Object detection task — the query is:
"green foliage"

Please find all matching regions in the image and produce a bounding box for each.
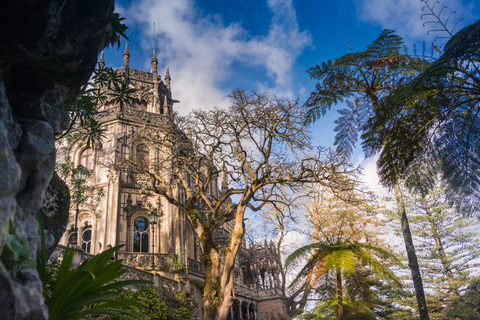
[286,242,400,288]
[444,278,480,319]
[168,252,186,272]
[109,288,193,320]
[383,20,480,197]
[109,13,130,50]
[56,156,104,211]
[170,291,195,320]
[286,241,401,320]
[44,261,61,300]
[386,183,480,298]
[304,28,428,167]
[46,245,151,320]
[58,63,136,148]
[0,219,36,278]
[110,287,169,320]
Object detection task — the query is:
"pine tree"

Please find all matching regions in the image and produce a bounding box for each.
[304,29,431,319]
[387,182,480,319]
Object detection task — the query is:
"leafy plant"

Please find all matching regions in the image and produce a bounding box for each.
[109,13,129,49]
[46,244,151,320]
[286,242,401,320]
[110,286,169,320]
[57,64,136,149]
[0,219,36,277]
[168,252,186,273]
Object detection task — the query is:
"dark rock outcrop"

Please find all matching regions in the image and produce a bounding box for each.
[0,0,114,318]
[40,172,71,259]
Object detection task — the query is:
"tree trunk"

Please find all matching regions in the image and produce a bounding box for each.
[199,202,248,320]
[394,184,430,320]
[202,246,222,320]
[336,267,343,320]
[422,197,459,296]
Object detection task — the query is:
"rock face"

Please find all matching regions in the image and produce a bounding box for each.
[0,1,114,318]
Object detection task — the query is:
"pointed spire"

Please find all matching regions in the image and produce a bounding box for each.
[123,43,130,69]
[163,94,169,115]
[151,50,158,77]
[98,51,105,69]
[221,161,228,191]
[165,68,171,90]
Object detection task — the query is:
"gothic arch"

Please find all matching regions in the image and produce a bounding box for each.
[131,139,152,172]
[128,210,151,253]
[63,211,97,254]
[71,144,95,170]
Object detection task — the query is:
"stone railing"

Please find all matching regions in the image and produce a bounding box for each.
[49,246,181,294]
[118,252,205,277]
[117,252,173,270]
[187,258,204,277]
[234,284,282,300]
[257,287,282,298]
[96,105,169,125]
[234,284,258,298]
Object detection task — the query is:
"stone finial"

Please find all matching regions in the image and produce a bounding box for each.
[221,161,228,191]
[123,43,130,69]
[163,94,169,114]
[98,51,105,69]
[151,50,158,76]
[165,68,171,90]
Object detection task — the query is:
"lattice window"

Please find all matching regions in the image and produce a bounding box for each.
[81,224,92,253]
[133,217,149,252]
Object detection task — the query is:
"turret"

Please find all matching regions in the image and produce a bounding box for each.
[165,68,171,91]
[221,161,228,192]
[123,44,130,77]
[151,50,158,77]
[98,51,105,69]
[163,95,169,115]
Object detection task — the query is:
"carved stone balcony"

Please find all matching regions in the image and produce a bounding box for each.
[117,252,205,277]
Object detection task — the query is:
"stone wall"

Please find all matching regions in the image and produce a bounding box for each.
[256,298,288,320]
[0,1,114,319]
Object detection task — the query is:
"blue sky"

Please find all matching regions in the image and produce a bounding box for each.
[104,0,479,193]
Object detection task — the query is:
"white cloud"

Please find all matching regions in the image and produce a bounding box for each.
[354,0,476,43]
[355,154,390,197]
[122,0,311,114]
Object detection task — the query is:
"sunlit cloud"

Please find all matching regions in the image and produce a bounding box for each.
[355,154,390,198]
[120,0,311,114]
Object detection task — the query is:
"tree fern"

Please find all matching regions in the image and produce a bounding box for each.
[386,20,480,201]
[304,29,432,319]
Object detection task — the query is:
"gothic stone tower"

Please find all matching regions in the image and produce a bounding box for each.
[58,45,286,320]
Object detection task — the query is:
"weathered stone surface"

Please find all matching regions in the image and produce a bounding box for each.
[0,0,115,319]
[40,172,70,259]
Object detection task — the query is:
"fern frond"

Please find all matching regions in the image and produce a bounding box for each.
[334,98,372,157]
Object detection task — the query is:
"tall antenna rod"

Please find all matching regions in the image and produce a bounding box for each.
[153,22,156,52]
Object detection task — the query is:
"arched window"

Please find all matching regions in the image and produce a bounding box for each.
[133,217,149,252]
[68,226,76,244]
[80,148,93,169]
[81,224,92,253]
[136,144,149,171]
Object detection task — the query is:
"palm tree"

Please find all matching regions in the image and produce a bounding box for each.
[286,242,401,320]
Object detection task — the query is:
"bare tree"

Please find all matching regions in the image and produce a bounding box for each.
[116,89,354,320]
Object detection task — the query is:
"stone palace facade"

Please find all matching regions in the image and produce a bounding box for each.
[56,45,287,319]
